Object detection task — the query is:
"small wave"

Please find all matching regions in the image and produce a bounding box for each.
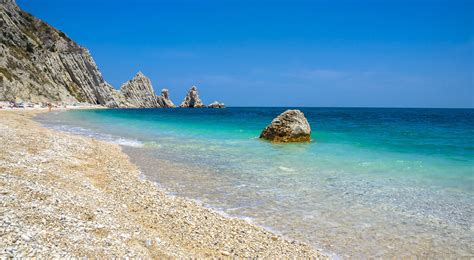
[112,138,144,148]
[278,166,296,172]
[45,124,144,148]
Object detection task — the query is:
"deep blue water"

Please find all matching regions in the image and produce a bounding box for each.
[36,107,474,258]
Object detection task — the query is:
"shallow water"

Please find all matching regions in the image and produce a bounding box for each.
[36,107,474,258]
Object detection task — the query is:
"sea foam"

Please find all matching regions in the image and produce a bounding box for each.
[46,124,144,148]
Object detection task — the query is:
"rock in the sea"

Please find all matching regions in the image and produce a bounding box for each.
[207,101,225,108]
[119,72,161,108]
[259,110,311,143]
[156,88,175,108]
[179,86,205,108]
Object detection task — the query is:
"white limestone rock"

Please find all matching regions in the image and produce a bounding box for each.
[119,72,160,108]
[207,101,225,108]
[157,88,175,108]
[179,86,205,108]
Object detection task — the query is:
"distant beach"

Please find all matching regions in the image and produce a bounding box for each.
[0,109,323,258]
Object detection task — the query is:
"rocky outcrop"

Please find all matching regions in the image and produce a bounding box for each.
[208,101,225,108]
[156,88,175,108]
[259,110,311,143]
[0,1,222,109]
[119,72,159,108]
[0,0,123,106]
[96,82,130,108]
[180,86,205,108]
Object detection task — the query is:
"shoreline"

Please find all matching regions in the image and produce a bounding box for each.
[0,109,326,258]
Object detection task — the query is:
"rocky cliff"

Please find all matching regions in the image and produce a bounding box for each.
[0,0,221,109]
[0,0,124,106]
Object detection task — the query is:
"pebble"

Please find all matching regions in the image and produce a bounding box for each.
[145,239,153,247]
[21,234,31,242]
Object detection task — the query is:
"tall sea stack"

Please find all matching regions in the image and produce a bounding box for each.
[157,88,175,108]
[180,86,205,108]
[119,72,160,108]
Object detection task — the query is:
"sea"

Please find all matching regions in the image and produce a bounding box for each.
[35,107,474,258]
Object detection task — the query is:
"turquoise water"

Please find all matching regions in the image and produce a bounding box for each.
[36,108,474,258]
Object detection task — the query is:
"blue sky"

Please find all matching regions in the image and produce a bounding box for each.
[18,0,473,107]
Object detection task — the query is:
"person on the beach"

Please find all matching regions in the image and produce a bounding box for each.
[47,102,52,112]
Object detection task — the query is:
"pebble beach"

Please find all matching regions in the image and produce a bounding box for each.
[0,109,325,258]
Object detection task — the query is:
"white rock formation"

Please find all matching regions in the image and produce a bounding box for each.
[207,101,225,108]
[119,72,160,108]
[157,88,175,108]
[179,86,205,108]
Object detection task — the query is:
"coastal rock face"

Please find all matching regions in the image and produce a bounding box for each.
[156,88,175,108]
[97,82,129,108]
[259,110,311,143]
[0,0,123,106]
[180,86,205,108]
[0,0,222,109]
[119,72,159,108]
[208,101,225,108]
